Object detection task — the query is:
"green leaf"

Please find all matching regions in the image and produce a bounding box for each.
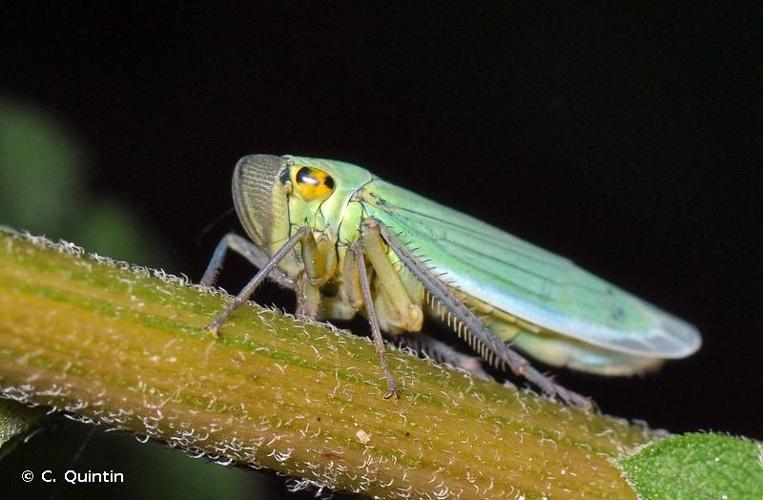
[619,432,763,500]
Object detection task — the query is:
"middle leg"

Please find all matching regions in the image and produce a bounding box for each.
[349,242,398,398]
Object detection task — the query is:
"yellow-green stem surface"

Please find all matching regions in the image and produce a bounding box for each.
[0,229,659,498]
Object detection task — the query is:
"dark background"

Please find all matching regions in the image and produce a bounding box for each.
[1,3,760,498]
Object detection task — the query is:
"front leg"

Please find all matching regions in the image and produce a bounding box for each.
[295,272,321,318]
[296,230,337,319]
[205,227,310,337]
[201,232,294,289]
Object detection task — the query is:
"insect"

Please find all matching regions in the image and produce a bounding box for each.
[202,154,701,408]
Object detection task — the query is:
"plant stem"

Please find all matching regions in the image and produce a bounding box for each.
[0,228,658,498]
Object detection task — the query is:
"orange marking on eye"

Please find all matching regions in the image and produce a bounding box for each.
[293,166,335,200]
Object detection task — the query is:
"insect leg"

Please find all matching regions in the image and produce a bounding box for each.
[360,222,423,332]
[295,272,321,318]
[299,231,337,286]
[205,226,310,338]
[395,333,489,379]
[340,242,364,309]
[350,242,398,399]
[369,219,592,409]
[296,231,338,318]
[200,232,294,289]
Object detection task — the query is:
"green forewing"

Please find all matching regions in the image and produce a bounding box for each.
[361,178,700,358]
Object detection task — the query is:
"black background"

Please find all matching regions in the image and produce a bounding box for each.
[1,2,760,495]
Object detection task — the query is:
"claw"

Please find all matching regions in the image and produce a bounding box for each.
[554,383,594,411]
[204,321,222,339]
[383,385,399,400]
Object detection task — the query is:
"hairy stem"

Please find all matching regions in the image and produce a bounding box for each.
[0,228,658,498]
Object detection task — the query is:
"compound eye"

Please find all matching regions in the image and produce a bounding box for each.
[292,166,335,201]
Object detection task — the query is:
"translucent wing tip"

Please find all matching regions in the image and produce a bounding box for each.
[652,310,702,359]
[602,302,702,359]
[547,303,703,360]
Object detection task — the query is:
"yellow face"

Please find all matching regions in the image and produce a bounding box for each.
[284,165,336,202]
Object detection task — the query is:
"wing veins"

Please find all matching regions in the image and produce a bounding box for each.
[384,214,554,302]
[390,206,618,299]
[391,203,571,269]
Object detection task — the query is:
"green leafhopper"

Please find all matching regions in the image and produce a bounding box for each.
[202,154,701,407]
